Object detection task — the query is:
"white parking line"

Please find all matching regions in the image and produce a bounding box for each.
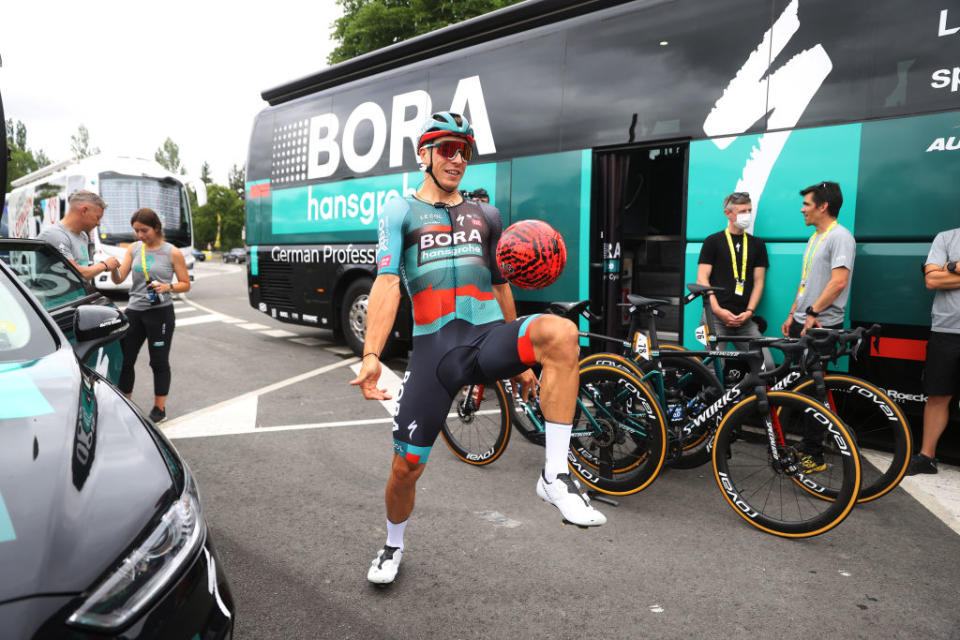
[325,346,354,355]
[177,313,233,327]
[261,329,297,338]
[173,304,197,315]
[238,323,270,331]
[162,357,359,439]
[863,451,960,536]
[289,337,329,347]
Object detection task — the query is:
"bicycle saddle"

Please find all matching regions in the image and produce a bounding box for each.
[547,300,591,320]
[686,283,726,296]
[626,293,670,310]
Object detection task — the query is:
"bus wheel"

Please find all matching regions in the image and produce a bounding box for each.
[341,278,372,356]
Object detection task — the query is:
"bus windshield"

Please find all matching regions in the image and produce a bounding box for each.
[98,172,193,247]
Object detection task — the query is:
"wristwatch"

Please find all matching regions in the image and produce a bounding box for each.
[805,305,820,318]
[948,261,957,273]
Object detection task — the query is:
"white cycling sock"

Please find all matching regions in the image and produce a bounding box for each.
[544,421,573,482]
[386,519,407,550]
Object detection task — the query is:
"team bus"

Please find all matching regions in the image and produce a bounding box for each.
[245,0,960,447]
[3,154,202,291]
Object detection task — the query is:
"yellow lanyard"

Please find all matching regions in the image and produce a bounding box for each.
[140,242,151,284]
[724,229,748,284]
[800,220,837,293]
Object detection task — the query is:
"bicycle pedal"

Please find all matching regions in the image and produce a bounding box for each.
[587,491,620,507]
[561,519,590,530]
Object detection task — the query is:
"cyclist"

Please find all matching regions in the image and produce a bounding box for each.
[350,111,606,585]
[696,191,773,373]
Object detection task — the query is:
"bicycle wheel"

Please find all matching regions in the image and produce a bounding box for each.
[632,355,722,469]
[567,365,668,495]
[440,381,511,466]
[792,375,912,503]
[712,391,861,538]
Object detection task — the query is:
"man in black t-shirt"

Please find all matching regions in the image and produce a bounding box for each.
[696,192,773,370]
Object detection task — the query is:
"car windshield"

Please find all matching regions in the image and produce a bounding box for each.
[0,268,58,363]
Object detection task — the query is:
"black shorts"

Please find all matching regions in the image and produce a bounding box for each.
[392,316,540,464]
[923,331,960,396]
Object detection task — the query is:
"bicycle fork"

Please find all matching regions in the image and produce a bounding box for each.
[758,391,790,469]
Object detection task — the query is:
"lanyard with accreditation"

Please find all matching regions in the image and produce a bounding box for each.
[140,242,162,303]
[799,220,838,294]
[724,229,748,296]
[140,242,151,285]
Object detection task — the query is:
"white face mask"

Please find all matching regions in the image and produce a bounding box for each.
[734,213,752,230]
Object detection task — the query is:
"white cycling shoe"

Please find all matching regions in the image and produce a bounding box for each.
[367,545,403,584]
[536,471,607,527]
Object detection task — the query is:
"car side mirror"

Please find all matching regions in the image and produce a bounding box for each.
[73,305,128,363]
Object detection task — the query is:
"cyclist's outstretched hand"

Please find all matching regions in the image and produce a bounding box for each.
[350,358,393,400]
[512,368,539,403]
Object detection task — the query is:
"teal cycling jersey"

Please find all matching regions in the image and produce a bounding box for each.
[376,196,507,336]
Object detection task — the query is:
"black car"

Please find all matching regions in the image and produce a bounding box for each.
[223,248,246,264]
[0,244,235,637]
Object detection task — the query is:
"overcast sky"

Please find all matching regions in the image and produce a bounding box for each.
[3,1,343,185]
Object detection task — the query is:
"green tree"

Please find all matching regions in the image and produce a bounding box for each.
[154,137,187,175]
[328,0,522,64]
[192,184,245,251]
[5,119,52,193]
[70,124,100,160]
[228,163,246,200]
[200,161,212,184]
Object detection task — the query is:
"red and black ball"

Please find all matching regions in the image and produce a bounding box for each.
[496,220,567,290]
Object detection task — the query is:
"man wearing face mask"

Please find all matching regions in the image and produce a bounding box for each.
[696,191,773,370]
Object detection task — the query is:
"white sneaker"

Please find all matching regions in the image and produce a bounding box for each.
[367,545,403,584]
[536,471,607,527]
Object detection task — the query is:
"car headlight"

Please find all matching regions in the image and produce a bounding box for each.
[67,466,206,630]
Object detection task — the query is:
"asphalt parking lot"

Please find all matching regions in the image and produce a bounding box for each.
[119,262,960,639]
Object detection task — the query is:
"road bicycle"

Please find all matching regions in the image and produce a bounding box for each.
[441,365,669,496]
[521,288,863,537]
[571,284,911,502]
[443,291,863,536]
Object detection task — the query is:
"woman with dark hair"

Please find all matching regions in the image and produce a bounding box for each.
[111,208,190,422]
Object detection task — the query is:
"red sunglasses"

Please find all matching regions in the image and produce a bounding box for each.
[422,139,473,162]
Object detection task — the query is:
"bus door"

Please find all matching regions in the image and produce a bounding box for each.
[594,142,687,345]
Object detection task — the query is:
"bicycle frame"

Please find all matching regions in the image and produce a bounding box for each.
[510,380,654,443]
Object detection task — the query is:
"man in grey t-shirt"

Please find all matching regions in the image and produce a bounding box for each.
[907,227,960,475]
[781,181,855,338]
[38,190,119,281]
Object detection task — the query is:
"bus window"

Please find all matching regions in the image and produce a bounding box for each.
[98,174,192,247]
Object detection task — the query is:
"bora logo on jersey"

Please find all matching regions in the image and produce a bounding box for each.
[418,228,483,265]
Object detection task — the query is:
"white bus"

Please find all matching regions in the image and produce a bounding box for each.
[2,154,205,291]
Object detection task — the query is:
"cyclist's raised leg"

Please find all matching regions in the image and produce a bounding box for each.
[475,314,606,526]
